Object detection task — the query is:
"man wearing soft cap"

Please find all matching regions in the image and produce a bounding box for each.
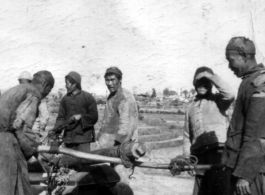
[52,71,98,153]
[223,37,265,195]
[97,67,138,184]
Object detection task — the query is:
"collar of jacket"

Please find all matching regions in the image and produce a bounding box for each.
[241,64,265,79]
[67,89,81,97]
[108,86,122,100]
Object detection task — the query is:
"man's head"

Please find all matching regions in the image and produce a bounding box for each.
[65,71,81,94]
[32,71,54,99]
[18,71,32,84]
[104,67,122,93]
[193,67,213,97]
[226,37,256,78]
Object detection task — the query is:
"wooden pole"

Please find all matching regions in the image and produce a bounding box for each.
[37,146,220,171]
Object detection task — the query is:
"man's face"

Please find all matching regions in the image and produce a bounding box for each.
[65,79,76,94]
[226,50,248,78]
[105,74,121,93]
[42,84,52,98]
[195,78,211,96]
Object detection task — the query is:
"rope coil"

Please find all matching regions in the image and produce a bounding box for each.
[169,155,198,176]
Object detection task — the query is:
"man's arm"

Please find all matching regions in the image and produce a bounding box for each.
[183,105,192,157]
[115,99,138,144]
[54,97,67,132]
[79,93,98,129]
[195,72,235,110]
[232,92,265,182]
[14,93,41,156]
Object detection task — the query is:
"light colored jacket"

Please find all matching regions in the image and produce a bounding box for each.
[183,74,235,156]
[97,87,138,148]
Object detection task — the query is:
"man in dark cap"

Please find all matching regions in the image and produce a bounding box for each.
[51,71,98,153]
[180,66,234,195]
[0,70,54,195]
[222,37,265,195]
[96,67,138,184]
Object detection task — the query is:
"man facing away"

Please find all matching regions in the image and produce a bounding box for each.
[0,70,54,195]
[96,67,138,184]
[183,66,235,195]
[18,71,50,138]
[52,71,98,153]
[222,37,265,195]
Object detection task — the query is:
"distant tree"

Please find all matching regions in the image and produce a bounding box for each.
[151,88,156,98]
[182,90,189,98]
[190,88,196,95]
[163,88,169,96]
[168,90,177,96]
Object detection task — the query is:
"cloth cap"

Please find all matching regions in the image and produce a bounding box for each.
[18,71,32,81]
[193,66,214,86]
[34,70,55,87]
[104,67,123,78]
[226,37,256,54]
[66,71,81,84]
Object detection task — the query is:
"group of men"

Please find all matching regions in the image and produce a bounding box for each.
[184,36,265,195]
[0,67,138,195]
[0,36,265,195]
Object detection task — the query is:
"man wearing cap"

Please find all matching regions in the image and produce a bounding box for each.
[96,67,138,184]
[222,37,265,195]
[180,66,234,195]
[18,71,33,84]
[0,71,54,195]
[18,71,50,138]
[52,71,98,153]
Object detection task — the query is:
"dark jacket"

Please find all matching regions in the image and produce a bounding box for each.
[222,64,265,182]
[54,90,98,144]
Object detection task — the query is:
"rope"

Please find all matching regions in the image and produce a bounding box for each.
[117,142,135,169]
[169,155,198,176]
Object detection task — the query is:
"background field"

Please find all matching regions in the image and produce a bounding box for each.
[43,98,194,195]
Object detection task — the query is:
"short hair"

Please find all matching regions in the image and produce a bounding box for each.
[226,37,256,60]
[65,75,82,90]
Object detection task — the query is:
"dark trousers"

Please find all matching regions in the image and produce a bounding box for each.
[193,168,232,195]
[65,142,91,153]
[193,147,232,195]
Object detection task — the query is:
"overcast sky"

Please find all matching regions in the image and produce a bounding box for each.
[0,0,265,95]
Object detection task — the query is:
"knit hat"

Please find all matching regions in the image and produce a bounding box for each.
[193,66,214,86]
[18,71,32,81]
[104,67,123,78]
[66,71,81,84]
[226,37,256,54]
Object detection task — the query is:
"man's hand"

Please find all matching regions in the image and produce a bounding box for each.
[13,118,24,130]
[236,178,251,195]
[195,71,214,81]
[70,114,82,122]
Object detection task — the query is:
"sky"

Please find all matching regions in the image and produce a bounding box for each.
[0,0,265,96]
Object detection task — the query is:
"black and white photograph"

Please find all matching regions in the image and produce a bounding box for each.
[0,0,265,195]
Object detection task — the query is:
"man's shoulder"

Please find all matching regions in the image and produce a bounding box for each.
[119,88,135,101]
[5,84,40,97]
[252,70,265,88]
